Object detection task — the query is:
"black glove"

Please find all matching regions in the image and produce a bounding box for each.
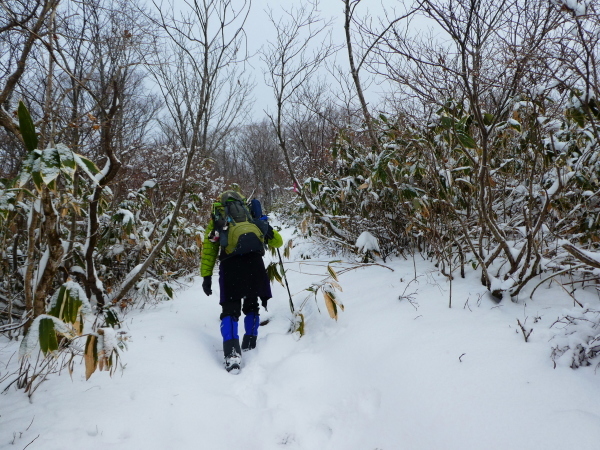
[265,224,275,241]
[202,276,212,296]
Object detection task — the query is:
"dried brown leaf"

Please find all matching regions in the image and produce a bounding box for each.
[84,335,98,380]
[323,290,338,320]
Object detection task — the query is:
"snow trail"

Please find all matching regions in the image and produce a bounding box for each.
[2,229,600,449]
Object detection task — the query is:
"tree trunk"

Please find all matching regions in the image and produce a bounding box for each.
[33,187,64,320]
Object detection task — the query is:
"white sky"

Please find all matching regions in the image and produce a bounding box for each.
[242,0,393,117]
[165,0,412,119]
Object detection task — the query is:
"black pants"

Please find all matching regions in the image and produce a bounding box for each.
[218,253,271,321]
[220,296,260,321]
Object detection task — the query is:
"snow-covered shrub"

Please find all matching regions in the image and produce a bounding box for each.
[294,0,600,302]
[290,83,599,303]
[0,104,217,394]
[294,116,416,261]
[95,178,206,300]
[355,231,381,262]
[551,309,600,369]
[17,281,126,395]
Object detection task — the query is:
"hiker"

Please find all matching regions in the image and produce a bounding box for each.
[200,190,283,373]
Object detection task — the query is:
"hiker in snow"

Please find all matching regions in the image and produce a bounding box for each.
[200,190,283,373]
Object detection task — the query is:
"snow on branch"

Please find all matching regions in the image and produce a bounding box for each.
[563,244,600,270]
[355,231,380,254]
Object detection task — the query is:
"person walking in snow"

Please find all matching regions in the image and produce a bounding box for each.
[200,190,283,373]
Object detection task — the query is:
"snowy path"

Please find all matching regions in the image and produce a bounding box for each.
[3,236,600,449]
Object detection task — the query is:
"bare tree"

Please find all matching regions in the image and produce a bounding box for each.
[43,0,160,307]
[110,0,253,304]
[341,0,414,150]
[261,0,345,238]
[0,0,59,145]
[363,0,580,297]
[235,119,285,208]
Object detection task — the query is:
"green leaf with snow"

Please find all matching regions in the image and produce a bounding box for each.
[402,186,418,199]
[56,144,76,182]
[21,150,44,190]
[104,309,120,328]
[73,153,101,182]
[31,170,43,191]
[567,107,585,128]
[22,146,78,190]
[440,117,454,129]
[0,187,22,218]
[508,119,521,132]
[39,318,58,355]
[456,131,476,149]
[113,209,135,233]
[163,282,174,299]
[48,282,91,331]
[40,148,62,186]
[306,178,322,195]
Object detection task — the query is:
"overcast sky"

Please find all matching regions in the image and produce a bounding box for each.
[242,0,392,117]
[166,0,405,119]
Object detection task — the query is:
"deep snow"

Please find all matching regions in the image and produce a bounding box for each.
[2,225,600,450]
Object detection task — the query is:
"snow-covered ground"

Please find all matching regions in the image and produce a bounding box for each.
[2,225,600,450]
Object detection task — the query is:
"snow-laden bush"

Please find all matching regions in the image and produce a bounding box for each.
[16,281,127,396]
[551,308,600,370]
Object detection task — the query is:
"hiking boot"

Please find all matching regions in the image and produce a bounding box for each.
[242,313,259,351]
[225,354,241,374]
[241,334,257,351]
[223,338,241,374]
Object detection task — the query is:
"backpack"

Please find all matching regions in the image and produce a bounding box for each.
[248,197,272,240]
[249,198,267,221]
[211,191,268,257]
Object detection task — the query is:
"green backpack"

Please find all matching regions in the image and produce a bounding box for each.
[212,191,266,257]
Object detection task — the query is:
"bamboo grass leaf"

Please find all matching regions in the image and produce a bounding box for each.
[39,318,58,355]
[85,335,98,380]
[327,264,339,282]
[17,101,38,152]
[323,289,338,320]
